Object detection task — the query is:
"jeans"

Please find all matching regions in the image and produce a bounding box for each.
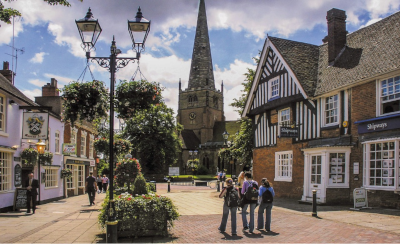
[242,203,256,232]
[219,203,237,234]
[257,202,273,230]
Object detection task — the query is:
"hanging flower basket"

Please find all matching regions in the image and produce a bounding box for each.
[39,151,53,165]
[61,80,109,126]
[61,168,73,179]
[114,139,132,156]
[94,137,109,155]
[20,148,38,166]
[115,80,163,119]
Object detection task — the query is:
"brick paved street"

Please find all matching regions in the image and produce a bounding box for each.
[1,182,400,243]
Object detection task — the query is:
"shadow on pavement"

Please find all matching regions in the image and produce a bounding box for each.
[221,232,243,240]
[260,230,279,236]
[243,232,263,238]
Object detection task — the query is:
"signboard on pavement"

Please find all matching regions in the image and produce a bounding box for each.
[169,167,180,176]
[350,188,372,210]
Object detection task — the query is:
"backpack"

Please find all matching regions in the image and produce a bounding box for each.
[244,181,259,201]
[262,188,274,203]
[226,188,239,207]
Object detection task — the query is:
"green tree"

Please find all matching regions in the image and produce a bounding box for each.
[123,103,182,174]
[0,0,80,25]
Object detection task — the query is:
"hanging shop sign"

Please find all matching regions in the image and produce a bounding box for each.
[66,159,90,165]
[90,160,96,167]
[280,127,299,137]
[62,143,76,155]
[22,112,49,139]
[357,116,400,134]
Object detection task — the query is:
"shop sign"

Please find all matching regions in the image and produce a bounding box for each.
[66,159,90,165]
[14,164,22,187]
[62,143,76,155]
[90,160,95,167]
[22,112,49,139]
[280,127,299,137]
[358,116,400,134]
[350,188,371,210]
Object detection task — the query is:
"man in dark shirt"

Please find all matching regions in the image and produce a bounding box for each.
[85,172,97,206]
[25,172,39,214]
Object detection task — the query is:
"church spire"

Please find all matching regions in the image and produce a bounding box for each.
[188,0,215,90]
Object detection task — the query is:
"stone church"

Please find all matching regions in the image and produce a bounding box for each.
[176,0,241,175]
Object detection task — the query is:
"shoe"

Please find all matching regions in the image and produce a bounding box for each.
[243,226,249,230]
[249,231,253,234]
[256,227,263,230]
[26,211,31,214]
[232,233,237,236]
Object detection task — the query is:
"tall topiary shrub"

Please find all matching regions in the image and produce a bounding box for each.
[115,158,141,193]
[132,173,148,195]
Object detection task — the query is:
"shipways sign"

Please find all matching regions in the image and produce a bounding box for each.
[280,127,299,137]
[357,116,400,134]
[22,112,49,139]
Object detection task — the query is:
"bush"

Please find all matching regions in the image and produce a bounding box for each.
[132,173,148,195]
[196,165,209,175]
[98,193,179,237]
[147,182,156,192]
[115,158,141,192]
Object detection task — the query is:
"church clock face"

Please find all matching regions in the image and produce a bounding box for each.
[189,112,196,120]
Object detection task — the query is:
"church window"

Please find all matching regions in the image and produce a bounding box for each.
[188,95,198,107]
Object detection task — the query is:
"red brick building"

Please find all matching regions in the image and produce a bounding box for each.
[243,8,400,208]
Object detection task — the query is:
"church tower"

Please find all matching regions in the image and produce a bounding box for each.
[177,0,224,145]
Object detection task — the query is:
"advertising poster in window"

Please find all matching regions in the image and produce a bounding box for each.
[62,143,76,156]
[22,113,49,139]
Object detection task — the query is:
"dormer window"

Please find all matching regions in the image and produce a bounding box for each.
[269,77,279,100]
[379,76,400,115]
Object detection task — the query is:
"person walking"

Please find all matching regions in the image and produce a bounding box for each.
[25,172,39,214]
[218,178,239,236]
[85,172,97,206]
[241,173,258,233]
[102,174,109,193]
[96,175,102,194]
[237,171,245,211]
[257,178,275,232]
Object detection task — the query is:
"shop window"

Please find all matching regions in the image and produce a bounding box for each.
[78,165,84,187]
[274,151,293,182]
[66,165,74,189]
[0,95,5,132]
[0,151,12,191]
[328,153,347,186]
[45,168,58,188]
[365,141,397,189]
[379,76,400,115]
[55,131,60,154]
[322,94,339,126]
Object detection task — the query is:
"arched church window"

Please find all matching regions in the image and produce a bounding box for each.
[206,157,209,170]
[188,95,193,107]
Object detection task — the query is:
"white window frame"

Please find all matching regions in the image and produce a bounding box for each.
[269,77,279,99]
[327,152,350,188]
[80,130,87,158]
[0,151,12,191]
[89,134,94,159]
[78,165,85,187]
[45,167,58,188]
[66,164,74,189]
[363,139,400,191]
[278,108,290,136]
[274,151,293,182]
[71,127,78,156]
[0,94,5,134]
[55,131,60,154]
[322,93,340,127]
[377,75,400,116]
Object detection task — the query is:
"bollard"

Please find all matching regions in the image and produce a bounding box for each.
[168,180,170,193]
[312,189,317,217]
[217,180,220,192]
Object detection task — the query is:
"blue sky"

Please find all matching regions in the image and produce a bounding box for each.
[1,0,400,121]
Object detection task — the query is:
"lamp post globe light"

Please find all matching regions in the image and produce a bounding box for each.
[35,139,46,203]
[75,7,151,243]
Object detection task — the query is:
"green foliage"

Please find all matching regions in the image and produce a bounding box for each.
[123,103,182,174]
[97,159,109,176]
[115,158,141,192]
[147,182,156,192]
[20,148,38,166]
[98,192,179,237]
[94,137,108,155]
[40,151,53,164]
[132,173,148,196]
[113,138,132,156]
[196,165,209,175]
[115,80,163,119]
[61,80,109,127]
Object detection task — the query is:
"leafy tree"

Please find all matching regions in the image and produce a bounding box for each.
[123,103,182,174]
[1,0,81,25]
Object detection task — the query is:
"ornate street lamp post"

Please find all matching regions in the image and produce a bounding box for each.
[35,139,46,203]
[75,7,150,243]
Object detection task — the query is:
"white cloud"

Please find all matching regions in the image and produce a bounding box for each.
[29,52,48,64]
[28,79,46,87]
[20,88,42,101]
[43,73,75,85]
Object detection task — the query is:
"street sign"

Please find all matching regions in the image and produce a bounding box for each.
[169,167,179,176]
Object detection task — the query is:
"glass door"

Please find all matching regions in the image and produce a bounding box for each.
[309,155,322,197]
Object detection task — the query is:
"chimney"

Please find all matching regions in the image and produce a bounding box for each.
[0,61,14,83]
[42,78,59,96]
[326,8,347,63]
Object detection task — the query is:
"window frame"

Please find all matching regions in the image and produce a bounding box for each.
[274,150,293,182]
[377,75,400,116]
[66,164,74,189]
[80,130,87,158]
[89,134,94,159]
[0,94,5,134]
[363,139,399,191]
[327,151,350,188]
[44,167,58,188]
[78,165,84,187]
[278,107,290,136]
[71,127,78,156]
[55,131,60,154]
[269,77,280,100]
[322,93,340,127]
[0,151,12,192]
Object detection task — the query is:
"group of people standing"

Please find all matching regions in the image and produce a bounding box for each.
[95,174,109,194]
[218,171,275,236]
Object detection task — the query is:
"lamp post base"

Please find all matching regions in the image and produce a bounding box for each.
[106,220,118,243]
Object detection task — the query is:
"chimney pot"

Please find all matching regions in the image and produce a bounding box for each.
[3,61,9,70]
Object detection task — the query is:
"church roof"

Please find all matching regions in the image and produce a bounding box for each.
[212,121,242,142]
[181,129,201,150]
[187,0,215,90]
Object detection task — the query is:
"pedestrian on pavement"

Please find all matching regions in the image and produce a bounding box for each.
[218,171,223,181]
[257,178,275,231]
[25,172,39,214]
[241,173,258,233]
[85,172,97,206]
[237,171,245,211]
[96,175,102,194]
[218,178,239,236]
[102,174,109,193]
